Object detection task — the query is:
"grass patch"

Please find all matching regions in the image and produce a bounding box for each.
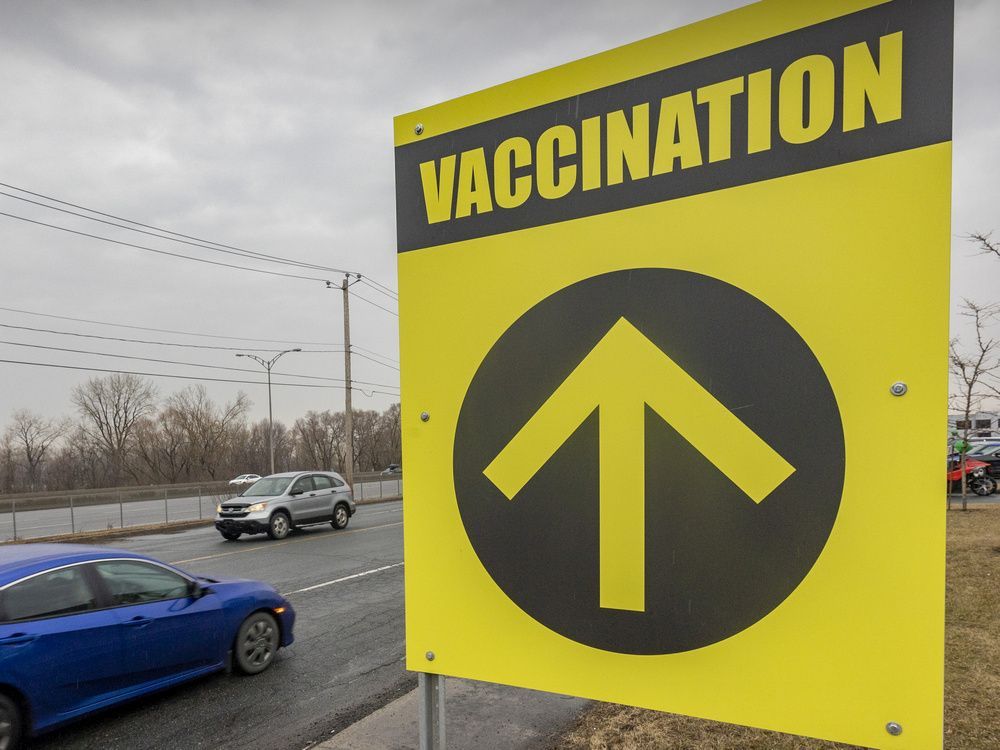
[553,507,1000,749]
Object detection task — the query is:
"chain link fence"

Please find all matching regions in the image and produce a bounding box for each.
[0,472,402,542]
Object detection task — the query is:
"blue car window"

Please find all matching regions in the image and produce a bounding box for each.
[1,565,97,622]
[94,561,189,606]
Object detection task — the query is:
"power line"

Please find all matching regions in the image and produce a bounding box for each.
[1,208,402,323]
[0,338,399,391]
[359,278,398,301]
[0,321,403,373]
[351,344,399,365]
[0,321,340,353]
[0,189,346,275]
[352,350,400,371]
[0,210,333,283]
[350,288,398,317]
[0,321,405,372]
[357,275,399,298]
[0,181,393,284]
[0,304,399,359]
[0,358,400,397]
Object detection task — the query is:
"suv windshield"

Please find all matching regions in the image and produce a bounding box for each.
[241,477,293,497]
[967,444,1000,456]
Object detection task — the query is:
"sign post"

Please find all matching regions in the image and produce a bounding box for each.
[396,1,953,747]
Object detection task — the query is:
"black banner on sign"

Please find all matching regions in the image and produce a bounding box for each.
[395,0,953,254]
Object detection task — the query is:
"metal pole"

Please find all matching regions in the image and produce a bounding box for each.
[11,498,16,540]
[198,486,203,519]
[342,276,355,490]
[119,490,124,528]
[70,495,75,533]
[267,365,275,475]
[418,673,446,750]
[164,489,169,523]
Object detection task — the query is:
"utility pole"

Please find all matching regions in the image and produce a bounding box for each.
[342,275,355,489]
[236,349,301,475]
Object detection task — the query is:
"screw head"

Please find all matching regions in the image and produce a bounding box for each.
[889,382,908,397]
[425,651,435,661]
[414,123,424,135]
[420,411,430,422]
[885,722,902,736]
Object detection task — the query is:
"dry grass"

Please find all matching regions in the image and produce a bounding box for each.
[554,507,1000,749]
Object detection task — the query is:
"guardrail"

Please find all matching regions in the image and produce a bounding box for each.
[0,472,402,542]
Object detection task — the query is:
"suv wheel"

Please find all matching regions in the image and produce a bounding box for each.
[267,512,291,540]
[332,503,350,530]
[233,612,279,675]
[0,693,23,750]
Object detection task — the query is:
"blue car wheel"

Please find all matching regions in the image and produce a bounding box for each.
[0,694,22,750]
[234,612,279,675]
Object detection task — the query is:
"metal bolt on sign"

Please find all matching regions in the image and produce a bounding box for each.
[420,411,430,422]
[889,382,908,397]
[414,123,424,135]
[885,722,903,736]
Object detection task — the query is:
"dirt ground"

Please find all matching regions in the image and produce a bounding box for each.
[553,506,1000,749]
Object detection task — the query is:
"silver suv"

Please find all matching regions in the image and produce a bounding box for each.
[214,471,356,541]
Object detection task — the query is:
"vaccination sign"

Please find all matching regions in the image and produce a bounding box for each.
[395,0,953,747]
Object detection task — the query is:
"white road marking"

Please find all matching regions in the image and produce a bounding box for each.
[284,562,404,595]
[170,521,403,565]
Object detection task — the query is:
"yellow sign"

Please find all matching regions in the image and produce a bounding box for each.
[395,1,952,747]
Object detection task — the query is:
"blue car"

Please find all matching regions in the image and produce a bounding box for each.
[0,544,295,748]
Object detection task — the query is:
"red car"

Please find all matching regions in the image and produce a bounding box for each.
[947,457,995,495]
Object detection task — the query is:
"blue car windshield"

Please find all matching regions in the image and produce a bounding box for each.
[241,477,293,497]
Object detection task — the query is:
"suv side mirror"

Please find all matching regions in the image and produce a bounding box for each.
[289,488,303,496]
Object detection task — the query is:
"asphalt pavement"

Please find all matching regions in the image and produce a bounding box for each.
[25,500,411,750]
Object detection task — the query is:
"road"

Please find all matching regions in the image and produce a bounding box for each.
[1,478,402,541]
[25,500,409,750]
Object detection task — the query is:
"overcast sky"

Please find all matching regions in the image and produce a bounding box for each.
[0,0,996,427]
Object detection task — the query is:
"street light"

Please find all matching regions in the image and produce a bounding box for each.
[236,348,302,475]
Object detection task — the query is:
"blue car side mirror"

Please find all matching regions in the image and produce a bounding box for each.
[189,581,211,599]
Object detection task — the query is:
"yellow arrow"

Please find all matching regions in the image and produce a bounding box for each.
[483,318,795,612]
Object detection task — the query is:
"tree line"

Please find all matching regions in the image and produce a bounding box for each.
[0,373,401,494]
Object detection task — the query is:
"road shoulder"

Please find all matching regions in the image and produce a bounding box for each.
[317,676,588,750]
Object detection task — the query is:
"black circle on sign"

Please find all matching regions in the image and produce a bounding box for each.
[453,269,845,655]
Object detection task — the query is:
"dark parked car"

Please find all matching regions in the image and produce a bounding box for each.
[0,544,295,749]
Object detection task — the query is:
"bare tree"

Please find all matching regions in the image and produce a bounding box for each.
[949,300,1000,510]
[71,374,157,485]
[294,410,343,471]
[48,426,105,490]
[0,433,15,493]
[133,411,192,484]
[379,403,402,468]
[4,410,69,491]
[166,386,250,479]
[969,232,1000,261]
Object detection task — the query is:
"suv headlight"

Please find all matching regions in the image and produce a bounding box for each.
[247,502,268,513]
[216,504,223,514]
